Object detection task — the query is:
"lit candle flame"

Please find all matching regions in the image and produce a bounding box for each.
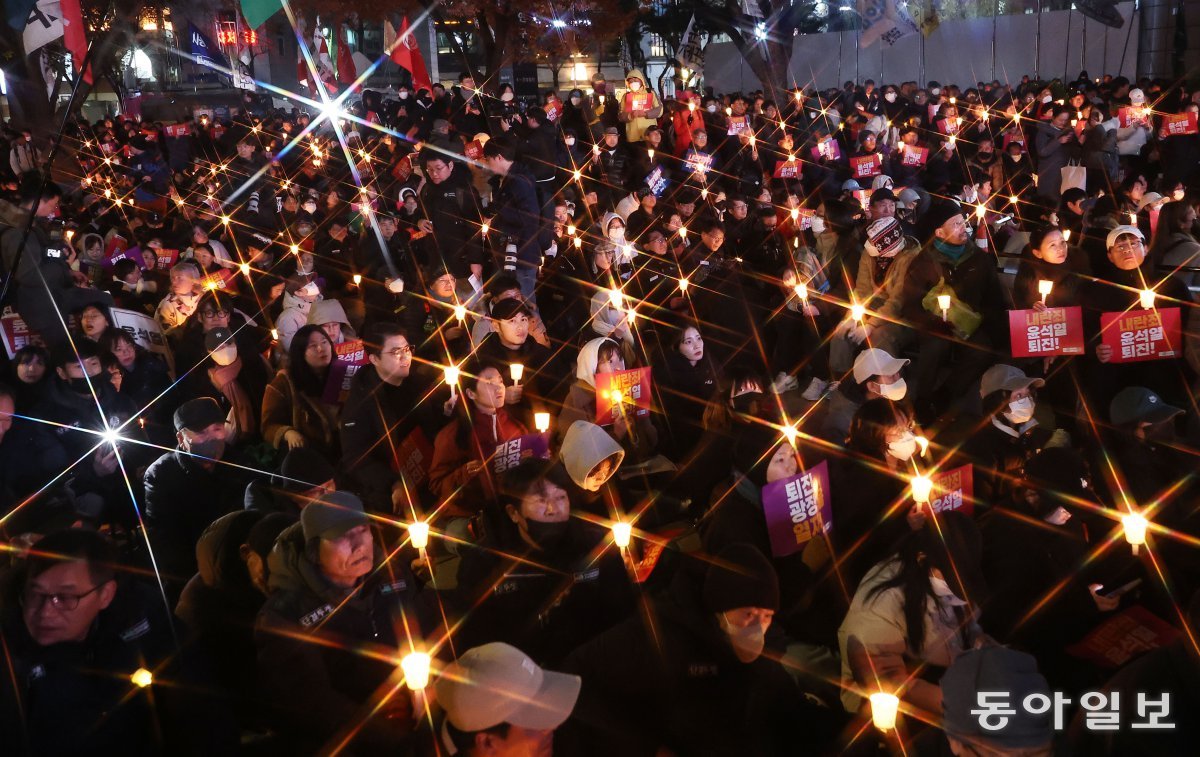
[534,412,551,433]
[608,288,624,309]
[1038,280,1053,304]
[612,521,632,549]
[400,651,431,690]
[914,436,929,457]
[850,303,865,322]
[911,474,933,504]
[131,668,153,688]
[794,282,808,301]
[453,304,467,322]
[678,277,689,293]
[509,363,524,384]
[1139,289,1156,310]
[869,692,900,731]
[353,274,362,286]
[1122,512,1148,555]
[408,521,430,550]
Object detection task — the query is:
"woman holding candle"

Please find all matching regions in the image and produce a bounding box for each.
[654,320,721,458]
[260,325,341,461]
[558,337,657,461]
[837,511,987,716]
[428,359,531,516]
[1012,226,1090,310]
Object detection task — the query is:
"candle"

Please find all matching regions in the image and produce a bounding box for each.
[400,651,432,690]
[408,520,430,551]
[794,91,802,102]
[444,366,460,398]
[790,207,800,222]
[648,148,655,162]
[453,304,467,323]
[353,274,362,286]
[574,236,583,249]
[937,294,951,321]
[794,282,808,302]
[509,363,524,385]
[573,169,583,182]
[869,692,900,731]
[612,521,632,549]
[689,101,696,111]
[701,187,709,200]
[1129,213,1138,225]
[1139,289,1156,310]
[1122,512,1148,555]
[679,226,688,242]
[725,106,732,116]
[130,668,154,688]
[608,288,624,309]
[975,204,986,220]
[914,436,930,457]
[239,262,250,276]
[138,417,146,430]
[1062,229,1071,242]
[1014,112,1022,123]
[598,95,606,106]
[270,328,279,341]
[534,412,551,433]
[850,303,865,323]
[220,215,230,225]
[567,224,577,236]
[781,424,799,446]
[1009,194,1019,205]
[947,135,957,148]
[1038,280,1053,304]
[949,96,957,105]
[911,474,933,504]
[678,277,689,293]
[481,221,490,235]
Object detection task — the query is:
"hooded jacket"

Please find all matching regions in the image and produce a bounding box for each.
[559,420,625,489]
[617,70,664,144]
[305,298,357,344]
[256,522,419,753]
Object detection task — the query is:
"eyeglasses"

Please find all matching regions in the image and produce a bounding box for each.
[1113,238,1144,250]
[200,309,230,319]
[384,346,414,359]
[22,583,104,612]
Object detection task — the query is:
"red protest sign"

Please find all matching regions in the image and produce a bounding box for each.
[201,268,238,292]
[929,465,975,517]
[392,427,434,486]
[491,434,551,474]
[1067,605,1181,669]
[726,115,749,136]
[623,91,650,113]
[773,159,801,179]
[1100,307,1182,363]
[938,117,961,135]
[1162,112,1199,136]
[762,461,832,558]
[850,154,882,179]
[164,124,190,138]
[595,367,652,424]
[322,339,369,404]
[1118,106,1149,128]
[1,307,43,359]
[811,138,842,161]
[104,234,128,261]
[391,155,413,182]
[544,99,562,122]
[852,190,871,211]
[1008,306,1086,358]
[1001,130,1025,151]
[900,145,928,167]
[155,249,180,270]
[632,524,688,584]
[464,140,483,160]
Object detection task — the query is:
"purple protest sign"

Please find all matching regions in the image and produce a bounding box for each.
[492,434,551,474]
[761,460,832,558]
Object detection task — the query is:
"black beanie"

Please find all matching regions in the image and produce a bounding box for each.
[733,424,786,488]
[277,447,336,491]
[919,200,966,241]
[703,543,780,614]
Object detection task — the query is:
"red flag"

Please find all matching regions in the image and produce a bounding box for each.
[61,0,91,84]
[392,16,431,93]
[337,24,357,85]
[297,47,310,89]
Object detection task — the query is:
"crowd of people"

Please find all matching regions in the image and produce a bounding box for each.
[0,65,1199,755]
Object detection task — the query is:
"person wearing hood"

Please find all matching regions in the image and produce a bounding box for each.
[557,419,628,521]
[428,358,531,516]
[616,69,664,146]
[276,276,323,351]
[175,510,295,724]
[256,491,423,753]
[560,543,835,756]
[306,297,357,346]
[1081,225,1198,412]
[261,324,341,460]
[145,398,263,591]
[838,511,987,717]
[937,648,1055,757]
[558,337,657,461]
[453,460,635,664]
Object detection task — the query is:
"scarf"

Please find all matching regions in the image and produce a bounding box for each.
[208,357,256,437]
[934,238,969,264]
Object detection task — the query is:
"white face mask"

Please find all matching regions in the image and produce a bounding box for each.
[398,91,409,100]
[888,430,918,461]
[930,575,968,606]
[501,92,514,102]
[1044,506,1072,526]
[608,228,625,243]
[931,88,941,96]
[565,138,576,147]
[570,96,581,106]
[707,104,718,113]
[1174,189,1186,201]
[1011,152,1024,162]
[211,345,238,366]
[628,80,643,92]
[875,377,907,401]
[810,217,826,234]
[1005,396,1036,424]
[718,612,765,663]
[302,201,317,214]
[1042,95,1052,104]
[885,92,897,103]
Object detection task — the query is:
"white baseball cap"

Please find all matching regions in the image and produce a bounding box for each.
[1129,88,1146,104]
[437,643,581,738]
[853,348,909,384]
[1105,225,1145,250]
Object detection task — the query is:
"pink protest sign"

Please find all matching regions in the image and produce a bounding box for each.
[762,461,832,558]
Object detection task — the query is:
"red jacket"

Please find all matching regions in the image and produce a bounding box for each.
[429,407,529,516]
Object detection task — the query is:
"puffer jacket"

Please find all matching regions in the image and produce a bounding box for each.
[617,69,665,143]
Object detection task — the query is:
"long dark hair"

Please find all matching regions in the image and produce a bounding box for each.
[287,325,334,398]
[848,398,913,459]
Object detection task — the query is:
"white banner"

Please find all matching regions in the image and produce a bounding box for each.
[23,0,63,53]
[110,306,174,373]
[859,0,920,47]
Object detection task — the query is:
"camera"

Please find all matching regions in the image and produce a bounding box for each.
[45,219,65,259]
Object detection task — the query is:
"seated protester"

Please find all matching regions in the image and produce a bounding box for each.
[175,511,295,727]
[155,259,203,330]
[19,341,146,522]
[625,187,659,241]
[256,491,422,753]
[938,648,1055,757]
[558,420,626,520]
[193,326,270,443]
[1151,199,1200,286]
[1082,224,1198,412]
[102,258,158,314]
[703,424,824,639]
[188,242,223,280]
[899,202,1013,416]
[339,322,443,514]
[587,275,636,347]
[558,337,657,461]
[821,348,910,444]
[960,364,1058,508]
[454,461,634,663]
[0,529,237,755]
[1012,225,1090,310]
[981,448,1118,683]
[829,217,922,377]
[6,343,49,413]
[561,543,835,756]
[172,289,268,382]
[469,274,552,350]
[261,324,341,461]
[244,447,337,514]
[306,296,357,346]
[73,301,112,343]
[838,511,986,717]
[428,359,531,518]
[404,262,474,365]
[145,398,261,590]
[276,276,322,351]
[435,643,581,757]
[654,320,720,459]
[475,298,558,424]
[98,327,172,435]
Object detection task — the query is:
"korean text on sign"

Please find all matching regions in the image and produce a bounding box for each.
[595,367,652,424]
[761,461,832,558]
[1008,306,1085,358]
[1099,308,1182,363]
[929,464,974,517]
